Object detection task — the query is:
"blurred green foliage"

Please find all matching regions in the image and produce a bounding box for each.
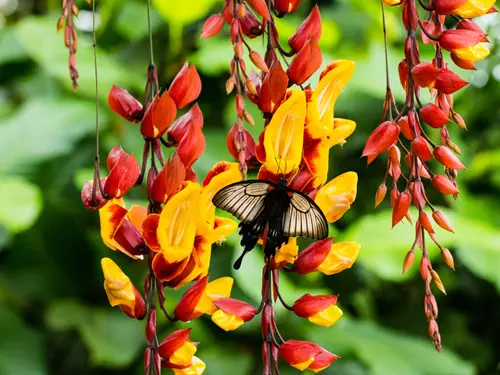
[0,0,499,374]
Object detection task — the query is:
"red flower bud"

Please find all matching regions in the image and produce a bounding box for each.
[288,5,322,52]
[398,59,409,89]
[398,116,419,140]
[108,85,143,123]
[286,40,322,85]
[103,149,140,198]
[249,50,269,72]
[411,62,440,88]
[174,276,208,322]
[440,29,486,51]
[419,211,435,233]
[292,294,338,318]
[411,137,433,162]
[258,62,288,113]
[240,12,264,38]
[403,250,415,274]
[246,0,271,20]
[201,13,225,39]
[81,178,107,210]
[226,123,257,167]
[362,121,400,163]
[431,175,459,194]
[432,210,454,232]
[420,103,450,128]
[392,190,411,227]
[141,91,177,139]
[151,153,186,204]
[375,184,387,207]
[457,19,487,39]
[451,53,477,70]
[168,62,202,109]
[434,69,468,94]
[167,104,205,169]
[294,238,333,274]
[433,146,466,170]
[274,0,301,13]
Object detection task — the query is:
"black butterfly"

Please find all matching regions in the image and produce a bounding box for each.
[212,178,328,269]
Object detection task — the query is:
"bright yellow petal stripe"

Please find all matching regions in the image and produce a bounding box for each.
[307,60,355,139]
[454,0,495,18]
[157,182,201,263]
[263,90,306,174]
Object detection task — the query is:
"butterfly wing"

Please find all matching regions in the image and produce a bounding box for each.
[212,180,272,224]
[282,190,328,240]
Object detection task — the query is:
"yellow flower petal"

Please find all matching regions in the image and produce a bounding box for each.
[329,118,356,147]
[454,0,495,17]
[454,43,490,63]
[195,277,234,315]
[274,238,299,264]
[101,257,135,307]
[210,216,238,245]
[307,60,355,139]
[170,341,197,367]
[201,162,241,231]
[173,356,206,375]
[157,182,201,263]
[263,90,306,174]
[211,309,244,331]
[308,305,343,327]
[317,242,360,275]
[311,365,330,373]
[292,358,315,371]
[315,172,358,223]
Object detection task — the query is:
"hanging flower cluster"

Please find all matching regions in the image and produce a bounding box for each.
[202,1,360,372]
[81,31,247,372]
[57,0,88,89]
[366,0,497,351]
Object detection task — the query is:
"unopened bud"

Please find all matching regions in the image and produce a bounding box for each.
[57,16,65,32]
[452,112,467,129]
[405,210,412,224]
[243,110,255,126]
[245,79,257,96]
[419,211,435,233]
[249,50,269,73]
[72,3,79,16]
[388,145,401,164]
[226,77,235,94]
[424,294,438,319]
[432,210,453,232]
[237,3,246,18]
[431,270,447,295]
[420,256,430,280]
[428,319,438,339]
[236,94,244,117]
[234,42,244,59]
[441,248,455,270]
[403,250,415,274]
[375,184,387,207]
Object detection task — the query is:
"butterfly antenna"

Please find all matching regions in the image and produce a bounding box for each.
[233,247,251,270]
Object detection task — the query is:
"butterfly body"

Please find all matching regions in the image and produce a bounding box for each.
[213,179,328,269]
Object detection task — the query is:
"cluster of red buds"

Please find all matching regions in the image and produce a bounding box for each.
[364,0,497,351]
[201,1,361,373]
[57,0,89,89]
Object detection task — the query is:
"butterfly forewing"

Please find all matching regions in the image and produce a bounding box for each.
[212,180,272,223]
[283,191,328,240]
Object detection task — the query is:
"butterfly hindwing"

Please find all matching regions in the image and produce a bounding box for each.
[212,180,272,224]
[282,190,328,240]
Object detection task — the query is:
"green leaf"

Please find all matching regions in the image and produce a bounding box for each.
[15,16,143,98]
[0,99,106,175]
[46,300,144,368]
[0,27,28,65]
[153,0,217,26]
[116,2,163,41]
[310,318,475,375]
[0,303,47,375]
[192,37,234,76]
[0,177,42,235]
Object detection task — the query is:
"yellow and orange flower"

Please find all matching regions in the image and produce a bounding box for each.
[141,162,241,289]
[101,257,146,319]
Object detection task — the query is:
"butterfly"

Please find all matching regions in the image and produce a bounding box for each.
[212,178,328,269]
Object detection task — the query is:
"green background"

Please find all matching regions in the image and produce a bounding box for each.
[0,0,499,374]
